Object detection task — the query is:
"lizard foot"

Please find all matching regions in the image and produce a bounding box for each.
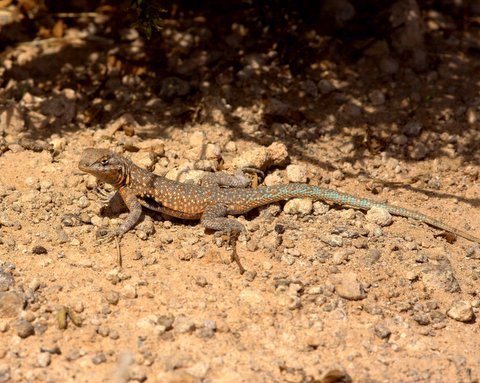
[95,227,123,267]
[95,227,119,243]
[240,167,265,179]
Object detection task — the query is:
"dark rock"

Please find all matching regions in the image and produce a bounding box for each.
[16,319,35,338]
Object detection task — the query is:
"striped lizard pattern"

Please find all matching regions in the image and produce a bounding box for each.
[79,148,480,273]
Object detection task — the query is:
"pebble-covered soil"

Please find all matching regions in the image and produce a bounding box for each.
[1,1,480,382]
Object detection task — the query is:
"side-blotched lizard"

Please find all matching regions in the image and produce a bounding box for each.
[79,148,480,273]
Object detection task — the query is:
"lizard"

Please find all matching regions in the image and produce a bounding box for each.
[78,147,480,273]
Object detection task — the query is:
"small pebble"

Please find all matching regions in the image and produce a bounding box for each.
[92,353,107,365]
[123,285,137,299]
[421,262,461,293]
[366,207,392,227]
[413,313,430,326]
[136,314,159,335]
[15,319,35,338]
[73,302,84,313]
[28,278,41,291]
[224,141,237,152]
[0,322,8,333]
[392,134,408,145]
[313,201,330,215]
[369,89,385,105]
[101,305,111,316]
[331,272,366,300]
[332,169,345,181]
[96,325,110,337]
[322,234,343,247]
[332,250,349,265]
[281,253,296,266]
[174,315,195,334]
[120,28,139,41]
[374,323,392,339]
[0,291,26,318]
[447,301,474,323]
[317,367,352,383]
[466,107,478,124]
[66,350,82,361]
[287,296,302,310]
[195,276,208,287]
[157,315,174,331]
[405,270,419,281]
[185,362,210,379]
[0,366,11,382]
[300,80,318,97]
[244,270,257,282]
[284,198,313,216]
[286,164,307,183]
[364,249,382,266]
[317,79,336,94]
[0,271,14,292]
[343,102,362,117]
[34,322,48,335]
[61,214,82,227]
[77,195,90,208]
[129,366,148,382]
[105,291,120,305]
[40,345,61,355]
[196,320,217,338]
[404,121,423,136]
[24,311,36,322]
[57,230,69,243]
[205,143,221,160]
[90,215,103,227]
[37,352,51,368]
[109,329,120,340]
[410,142,429,160]
[32,246,48,255]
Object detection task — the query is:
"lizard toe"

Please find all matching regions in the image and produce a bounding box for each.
[96,227,118,243]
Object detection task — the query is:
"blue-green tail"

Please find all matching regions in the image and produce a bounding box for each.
[231,183,480,244]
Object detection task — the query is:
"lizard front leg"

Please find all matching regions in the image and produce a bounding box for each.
[200,204,246,274]
[97,187,143,242]
[96,190,128,215]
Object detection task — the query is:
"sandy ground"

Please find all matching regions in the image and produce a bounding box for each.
[1,1,480,382]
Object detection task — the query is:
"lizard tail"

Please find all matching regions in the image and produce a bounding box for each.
[241,184,480,244]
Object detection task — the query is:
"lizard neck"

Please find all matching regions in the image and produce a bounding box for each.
[111,156,138,189]
[125,160,157,189]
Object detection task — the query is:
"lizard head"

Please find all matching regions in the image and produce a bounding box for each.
[78,148,128,187]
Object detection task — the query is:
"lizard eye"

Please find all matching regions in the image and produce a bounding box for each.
[100,158,109,166]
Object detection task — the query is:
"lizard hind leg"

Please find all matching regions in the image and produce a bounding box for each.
[200,204,246,274]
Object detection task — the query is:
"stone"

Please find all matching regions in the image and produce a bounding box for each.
[331,272,366,300]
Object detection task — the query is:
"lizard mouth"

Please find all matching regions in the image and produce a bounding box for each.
[78,163,91,173]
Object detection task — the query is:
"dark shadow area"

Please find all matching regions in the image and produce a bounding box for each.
[1,0,480,208]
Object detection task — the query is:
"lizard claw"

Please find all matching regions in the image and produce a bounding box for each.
[236,167,264,188]
[239,167,265,179]
[96,227,119,243]
[95,227,124,268]
[93,188,114,205]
